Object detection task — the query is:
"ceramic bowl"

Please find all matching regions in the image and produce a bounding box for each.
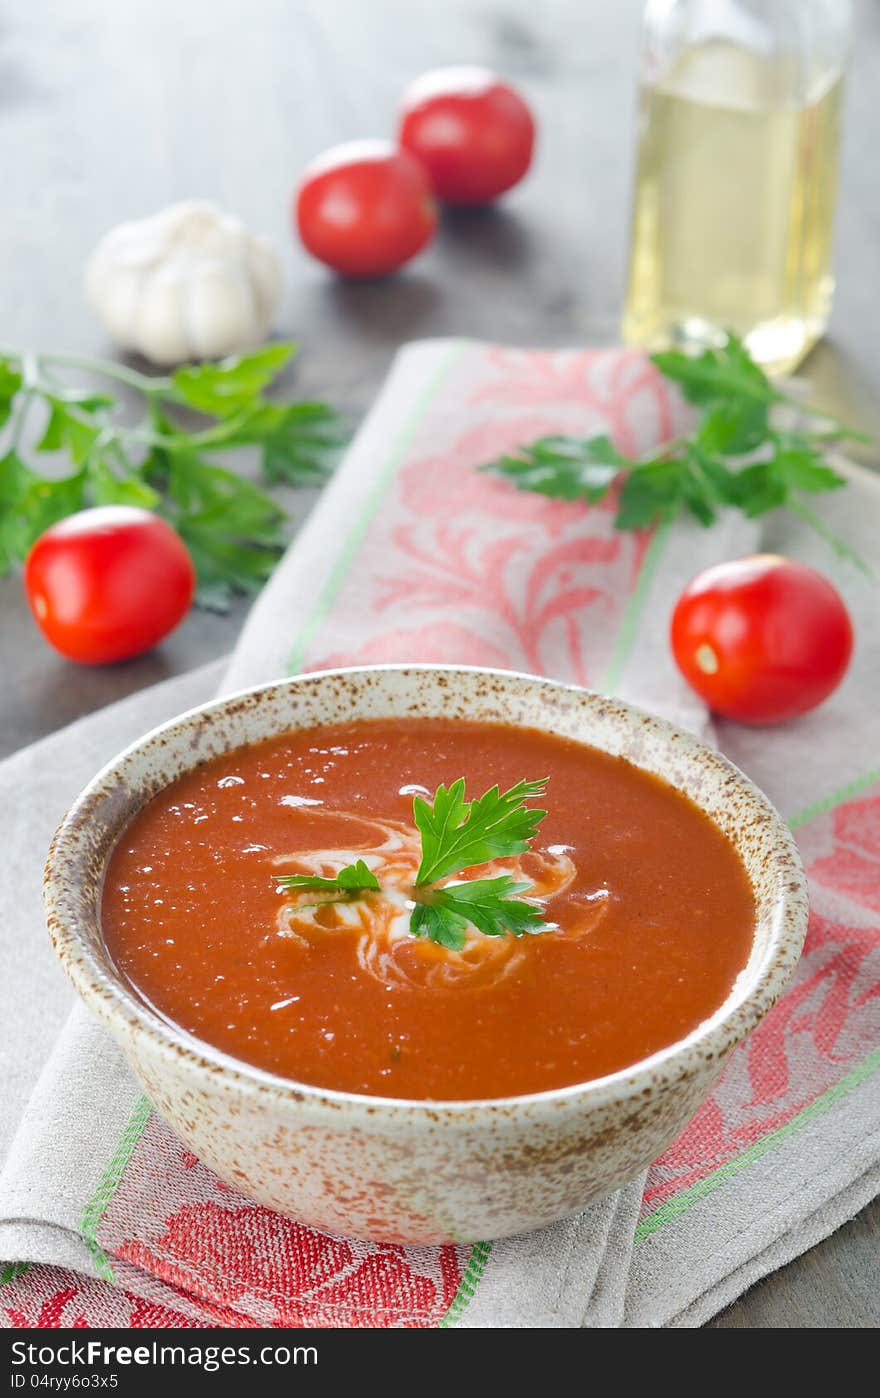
[44,665,808,1244]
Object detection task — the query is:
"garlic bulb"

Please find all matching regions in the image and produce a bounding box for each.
[86,201,283,366]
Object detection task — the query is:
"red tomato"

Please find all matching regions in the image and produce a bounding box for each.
[295,139,437,277]
[24,506,196,665]
[398,65,535,205]
[670,554,853,725]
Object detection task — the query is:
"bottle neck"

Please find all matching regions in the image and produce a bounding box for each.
[641,0,852,105]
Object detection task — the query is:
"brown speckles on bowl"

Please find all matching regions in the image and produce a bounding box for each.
[43,665,809,1244]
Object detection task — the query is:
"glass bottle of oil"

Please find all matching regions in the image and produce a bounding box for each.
[622,0,852,376]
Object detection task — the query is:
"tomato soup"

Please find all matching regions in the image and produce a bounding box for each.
[102,719,755,1100]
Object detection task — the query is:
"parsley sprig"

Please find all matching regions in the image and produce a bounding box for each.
[274,777,551,951]
[410,778,549,949]
[0,343,343,609]
[412,777,547,885]
[411,875,548,951]
[483,333,870,572]
[276,859,380,900]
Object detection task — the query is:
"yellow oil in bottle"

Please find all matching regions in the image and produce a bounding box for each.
[622,41,844,376]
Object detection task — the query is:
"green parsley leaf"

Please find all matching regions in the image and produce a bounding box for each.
[491,434,627,502]
[413,776,548,887]
[57,412,103,468]
[651,332,778,408]
[276,859,381,899]
[0,361,23,432]
[0,451,36,569]
[141,425,291,608]
[412,875,549,950]
[409,900,470,951]
[17,469,87,549]
[35,401,73,454]
[766,435,848,495]
[612,445,735,531]
[156,449,285,531]
[36,395,116,455]
[727,436,848,519]
[614,456,684,529]
[153,448,287,607]
[261,403,346,485]
[172,345,295,417]
[696,396,769,454]
[88,460,161,510]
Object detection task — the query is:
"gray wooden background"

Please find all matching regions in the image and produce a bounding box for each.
[1,0,877,1326]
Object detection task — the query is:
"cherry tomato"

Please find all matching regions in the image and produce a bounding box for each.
[670,554,853,725]
[24,506,196,665]
[294,139,437,278]
[398,66,535,205]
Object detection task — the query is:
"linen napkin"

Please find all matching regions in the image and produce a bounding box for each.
[1,339,877,1328]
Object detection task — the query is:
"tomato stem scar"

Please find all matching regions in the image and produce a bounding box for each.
[695,643,720,675]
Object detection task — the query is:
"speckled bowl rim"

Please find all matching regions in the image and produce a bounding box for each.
[45,664,809,1123]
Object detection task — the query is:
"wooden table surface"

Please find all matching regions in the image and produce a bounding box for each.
[1,0,877,1327]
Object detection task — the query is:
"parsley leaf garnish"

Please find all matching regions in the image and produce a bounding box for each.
[0,343,344,609]
[491,434,627,502]
[276,859,380,900]
[411,876,549,951]
[408,776,548,946]
[483,332,869,572]
[273,778,552,951]
[413,776,547,886]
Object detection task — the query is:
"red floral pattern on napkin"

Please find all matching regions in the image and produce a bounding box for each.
[640,781,880,1220]
[306,353,670,688]
[99,1116,467,1328]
